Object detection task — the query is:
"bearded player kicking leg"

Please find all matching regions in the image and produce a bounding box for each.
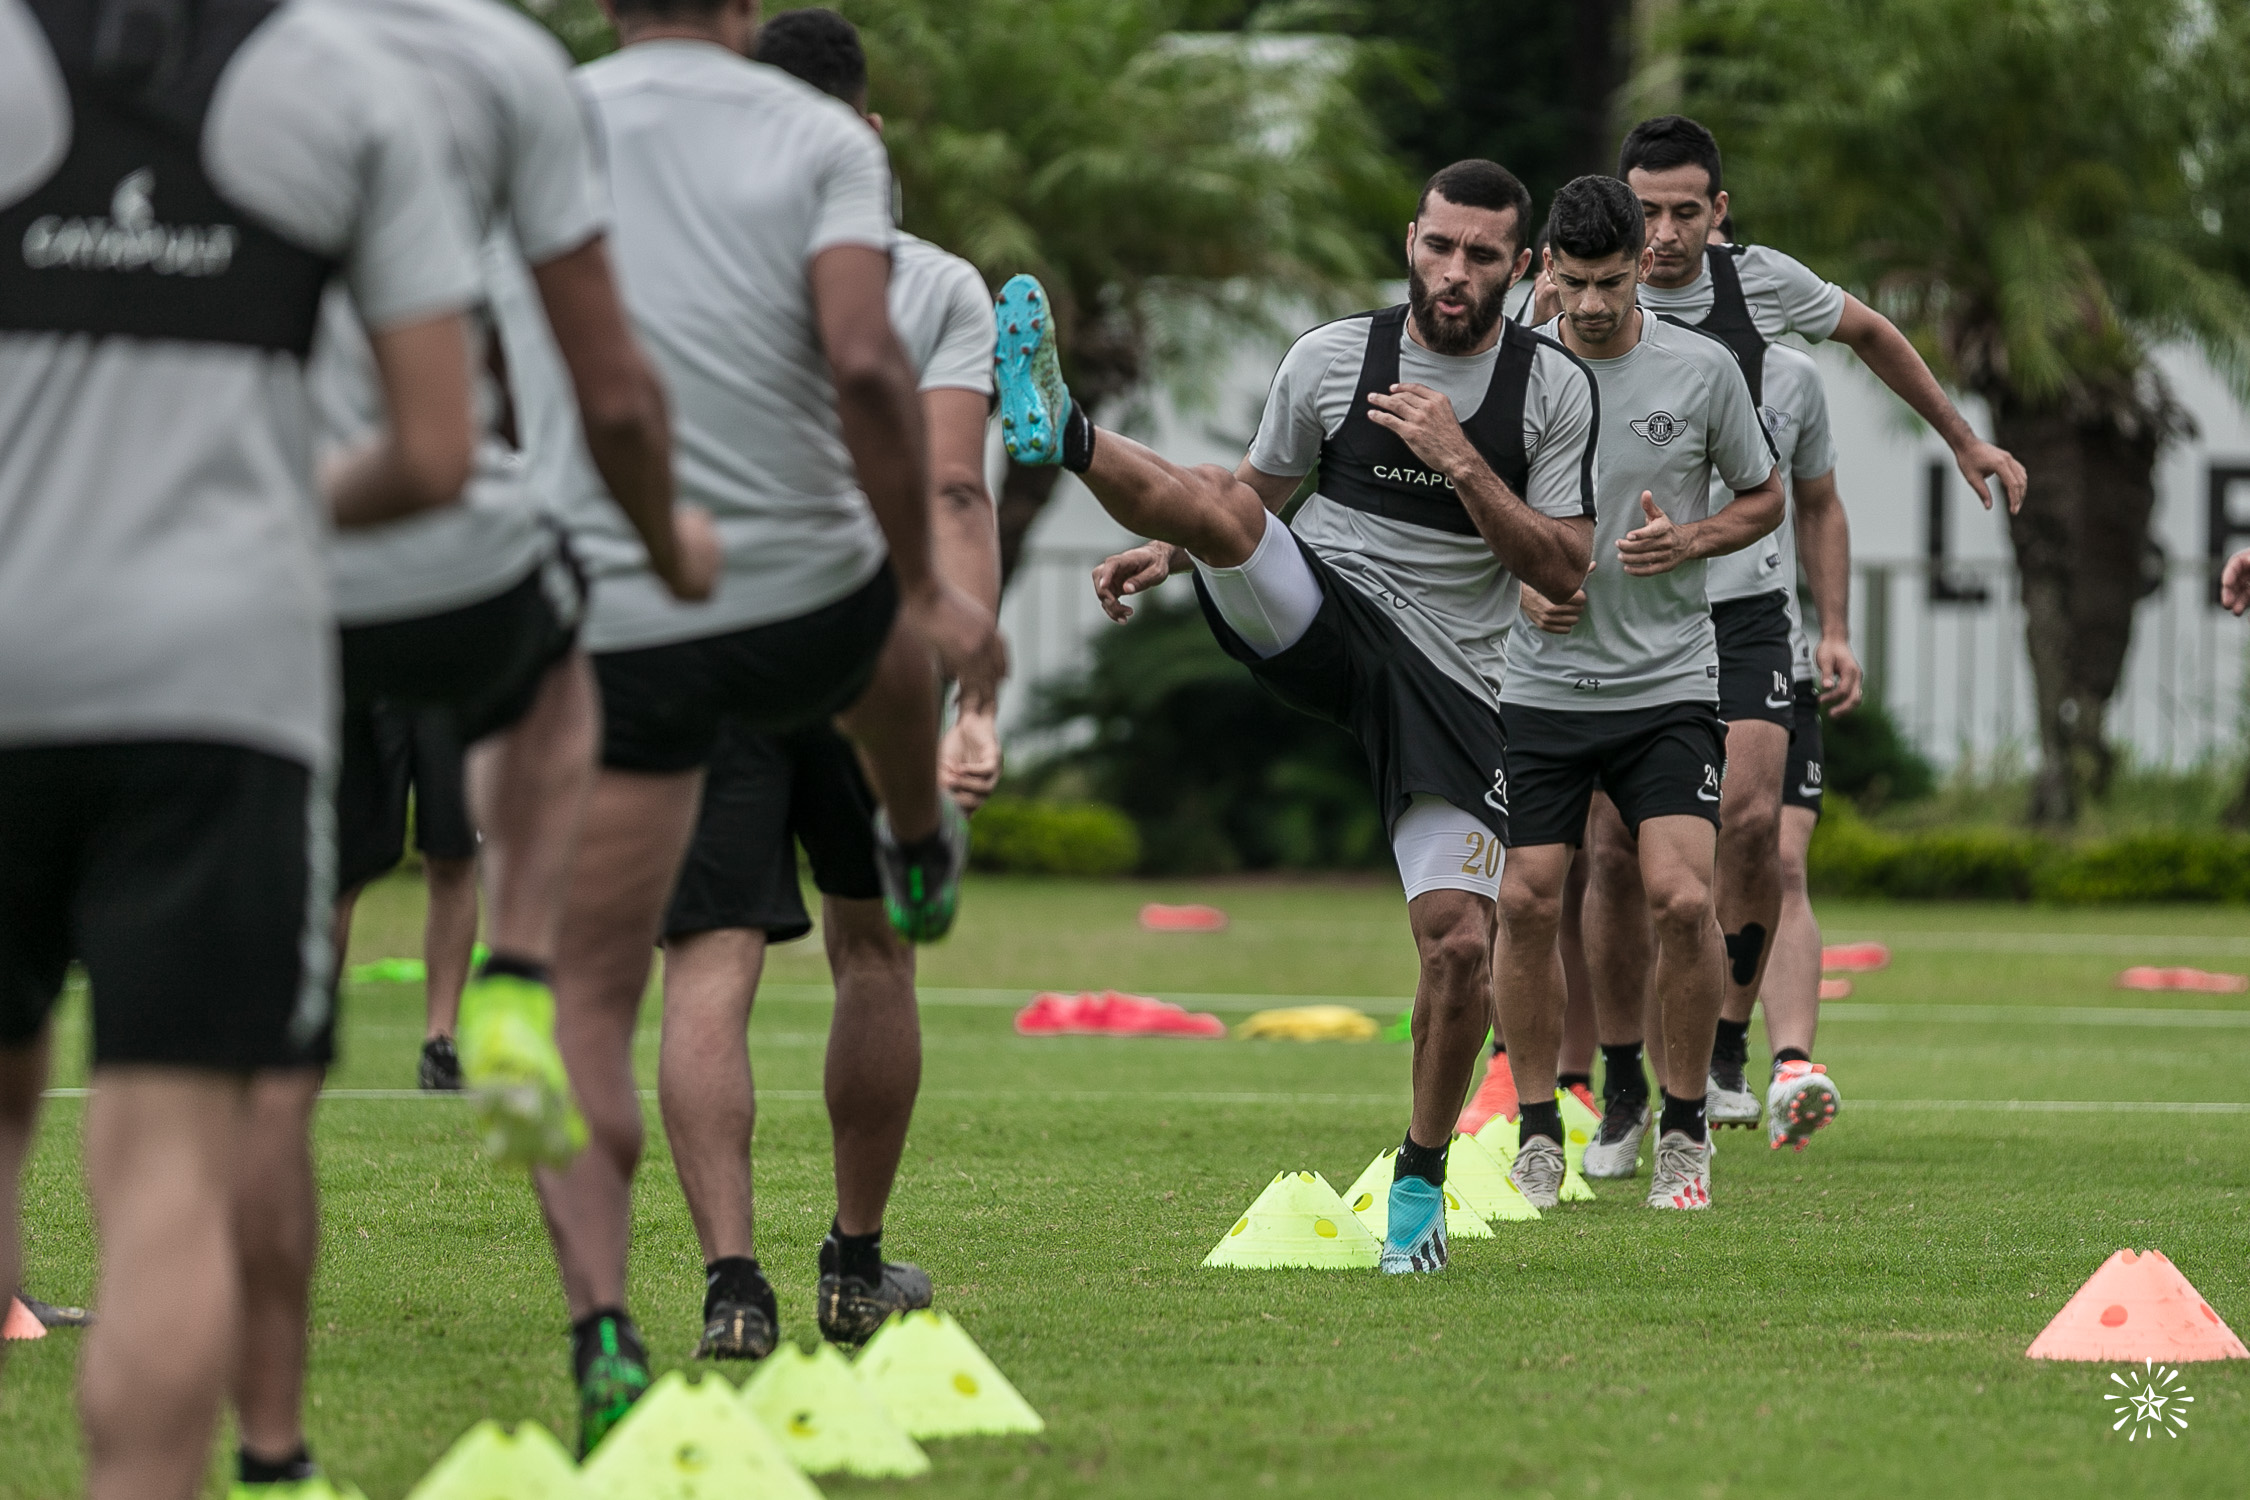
[1495,175,1782,1212]
[1009,160,1598,1272]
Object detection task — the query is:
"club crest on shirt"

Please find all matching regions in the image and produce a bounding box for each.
[1759,406,1797,441]
[1629,410,1683,445]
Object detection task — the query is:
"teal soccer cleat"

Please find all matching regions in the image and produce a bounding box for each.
[1378,1175,1450,1274]
[993,274,1074,466]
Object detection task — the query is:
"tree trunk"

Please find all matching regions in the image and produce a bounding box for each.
[1993,398,2172,825]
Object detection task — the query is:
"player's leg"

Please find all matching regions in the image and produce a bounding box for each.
[1710,716,1788,1126]
[1494,843,1577,1207]
[1556,849,1598,1109]
[0,1029,47,1353]
[1765,802,1842,1150]
[409,707,481,1090]
[1636,813,1724,1210]
[654,726,803,1360]
[833,618,957,938]
[1580,794,1656,1177]
[230,1068,322,1485]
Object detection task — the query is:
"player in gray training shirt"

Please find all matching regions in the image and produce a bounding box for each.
[651,6,1008,1361]
[1491,175,1781,1217]
[231,0,721,1481]
[1004,159,1598,1276]
[0,2,482,1495]
[519,1,1004,1445]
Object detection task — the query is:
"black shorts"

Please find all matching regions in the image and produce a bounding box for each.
[1713,591,1797,729]
[0,742,327,1070]
[595,567,898,775]
[663,723,882,943]
[1496,700,1726,847]
[335,705,477,894]
[1193,536,1506,839]
[1783,679,1825,815]
[339,544,585,741]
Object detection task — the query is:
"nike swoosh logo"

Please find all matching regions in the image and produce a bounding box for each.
[1797,783,1823,798]
[1696,789,1720,803]
[1764,694,1793,709]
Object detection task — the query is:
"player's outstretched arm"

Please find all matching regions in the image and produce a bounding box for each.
[1830,294,2026,513]
[1364,383,1593,600]
[813,243,1006,704]
[326,310,476,529]
[1793,467,1862,711]
[532,236,716,602]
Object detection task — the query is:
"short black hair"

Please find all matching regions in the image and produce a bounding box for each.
[755,7,867,107]
[1545,174,1644,262]
[1417,160,1533,253]
[610,0,731,19]
[1618,114,1723,198]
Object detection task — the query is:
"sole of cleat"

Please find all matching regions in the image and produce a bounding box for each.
[993,274,1068,466]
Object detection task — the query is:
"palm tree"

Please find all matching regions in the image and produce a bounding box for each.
[1681,0,2250,823]
[520,0,1413,582]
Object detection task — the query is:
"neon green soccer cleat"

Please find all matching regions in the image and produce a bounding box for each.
[227,1479,367,1500]
[456,972,586,1170]
[873,800,969,944]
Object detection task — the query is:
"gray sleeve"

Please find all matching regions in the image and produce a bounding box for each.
[1707,356,1777,493]
[1747,246,1846,343]
[1523,345,1598,519]
[502,22,609,265]
[1244,321,1357,479]
[1790,368,1837,478]
[807,113,896,257]
[343,87,484,329]
[919,260,996,394]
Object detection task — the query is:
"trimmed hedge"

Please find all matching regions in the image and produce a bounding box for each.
[969,797,1142,877]
[1807,799,2250,902]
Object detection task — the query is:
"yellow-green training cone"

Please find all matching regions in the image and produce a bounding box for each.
[855,1309,1045,1439]
[742,1343,930,1478]
[1444,1134,1541,1222]
[1203,1169,1382,1268]
[580,1371,821,1500]
[1342,1149,1495,1238]
[404,1420,583,1500]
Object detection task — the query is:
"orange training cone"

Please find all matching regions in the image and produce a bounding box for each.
[3,1297,45,1341]
[2026,1249,2249,1363]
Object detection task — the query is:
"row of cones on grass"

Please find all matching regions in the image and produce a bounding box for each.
[1202,1088,1607,1269]
[404,1310,1042,1499]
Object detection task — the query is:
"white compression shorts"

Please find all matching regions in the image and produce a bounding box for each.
[1393,793,1503,902]
[1190,509,1324,659]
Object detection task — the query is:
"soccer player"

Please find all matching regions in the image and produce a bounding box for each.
[1494,174,1781,1212]
[1618,115,2023,1126]
[525,0,1004,1450]
[0,3,481,1496]
[654,5,1002,1362]
[1028,160,1600,1273]
[226,0,717,1487]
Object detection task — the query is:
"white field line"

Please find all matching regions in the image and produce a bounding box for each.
[35,1088,2250,1114]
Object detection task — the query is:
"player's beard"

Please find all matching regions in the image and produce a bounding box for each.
[1408,266,1510,355]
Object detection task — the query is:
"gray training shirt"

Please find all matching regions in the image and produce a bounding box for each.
[0,0,479,768]
[1708,345,1837,661]
[560,42,899,653]
[1503,313,1775,711]
[890,231,995,397]
[307,0,608,627]
[1635,243,1846,344]
[1245,313,1600,706]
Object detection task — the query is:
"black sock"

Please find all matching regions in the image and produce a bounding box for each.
[1712,1017,1751,1067]
[1557,1071,1592,1094]
[1518,1099,1563,1148]
[1393,1133,1447,1187]
[1491,1040,1507,1059]
[1060,400,1096,473]
[239,1445,315,1484]
[1659,1090,1708,1143]
[479,951,550,987]
[823,1220,884,1285]
[569,1307,645,1386]
[1773,1046,1811,1071]
[703,1255,772,1317]
[1600,1042,1647,1103]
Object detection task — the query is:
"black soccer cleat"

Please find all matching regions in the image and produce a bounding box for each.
[817,1239,933,1346]
[417,1034,462,1092]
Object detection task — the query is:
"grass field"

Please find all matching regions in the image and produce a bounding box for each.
[7,874,2250,1498]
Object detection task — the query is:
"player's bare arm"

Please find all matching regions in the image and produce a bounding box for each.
[326,310,476,528]
[1615,465,1783,577]
[531,235,717,601]
[1828,295,2025,513]
[1792,466,1863,710]
[926,385,1006,804]
[1365,381,1594,601]
[1519,580,1588,634]
[811,243,1006,701]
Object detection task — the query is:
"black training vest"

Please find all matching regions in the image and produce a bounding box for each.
[0,0,335,354]
[1317,306,1536,538]
[1695,243,1765,408]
